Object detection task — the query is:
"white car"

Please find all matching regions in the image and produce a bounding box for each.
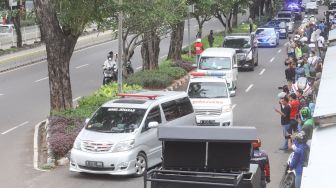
[277,18,295,33]
[305,2,318,14]
[0,24,14,36]
[187,73,233,126]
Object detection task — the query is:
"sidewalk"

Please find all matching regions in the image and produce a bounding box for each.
[0,30,115,72]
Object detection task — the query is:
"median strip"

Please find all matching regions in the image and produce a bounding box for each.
[1,121,29,135]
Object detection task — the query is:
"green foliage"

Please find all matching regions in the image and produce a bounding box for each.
[202,32,223,48]
[126,70,174,89]
[181,54,194,62]
[231,23,257,33]
[160,66,186,79]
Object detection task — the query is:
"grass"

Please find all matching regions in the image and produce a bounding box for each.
[231,22,257,33]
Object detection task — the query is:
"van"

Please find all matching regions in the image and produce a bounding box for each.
[70,91,196,176]
[194,48,238,96]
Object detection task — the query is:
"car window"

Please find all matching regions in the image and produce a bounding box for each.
[223,38,251,48]
[256,29,275,36]
[162,100,179,121]
[199,57,231,70]
[188,82,228,99]
[86,107,146,133]
[0,26,11,33]
[176,97,194,117]
[143,106,162,132]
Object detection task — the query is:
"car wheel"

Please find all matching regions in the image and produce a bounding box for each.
[134,153,147,177]
[255,56,258,66]
[250,65,254,71]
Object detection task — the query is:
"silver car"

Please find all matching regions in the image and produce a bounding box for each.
[69,91,196,176]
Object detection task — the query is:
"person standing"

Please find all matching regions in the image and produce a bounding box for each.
[285,62,296,89]
[251,138,271,188]
[249,16,253,33]
[317,34,325,58]
[194,38,204,64]
[288,93,300,133]
[275,96,291,150]
[208,30,214,47]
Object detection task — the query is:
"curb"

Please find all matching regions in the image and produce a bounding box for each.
[164,74,190,91]
[33,119,49,172]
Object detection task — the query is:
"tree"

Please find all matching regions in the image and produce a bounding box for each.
[189,0,214,37]
[167,21,185,60]
[33,0,116,112]
[212,0,234,32]
[3,0,23,47]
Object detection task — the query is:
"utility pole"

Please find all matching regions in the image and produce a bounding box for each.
[188,4,194,57]
[117,0,123,93]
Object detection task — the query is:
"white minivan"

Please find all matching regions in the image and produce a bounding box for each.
[194,48,238,96]
[70,91,196,176]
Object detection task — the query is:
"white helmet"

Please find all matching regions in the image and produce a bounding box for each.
[300,37,308,42]
[196,38,202,43]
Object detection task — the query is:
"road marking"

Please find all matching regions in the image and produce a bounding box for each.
[0,93,4,96]
[270,57,275,63]
[34,77,48,83]
[136,66,142,70]
[278,49,282,53]
[33,120,49,172]
[1,121,29,135]
[75,64,89,69]
[259,68,266,75]
[72,96,82,102]
[232,104,237,109]
[245,84,254,92]
[285,42,289,46]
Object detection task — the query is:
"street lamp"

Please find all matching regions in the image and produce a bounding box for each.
[117,0,123,93]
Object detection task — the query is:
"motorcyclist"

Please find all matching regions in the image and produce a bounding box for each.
[288,131,308,188]
[250,138,271,188]
[103,52,117,70]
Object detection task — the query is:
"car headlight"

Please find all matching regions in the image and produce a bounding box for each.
[246,51,253,60]
[222,105,232,113]
[113,139,135,152]
[269,37,276,42]
[73,139,82,150]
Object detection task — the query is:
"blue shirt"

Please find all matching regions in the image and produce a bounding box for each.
[289,141,308,176]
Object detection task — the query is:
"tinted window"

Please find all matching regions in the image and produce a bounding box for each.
[162,101,179,121]
[223,38,251,48]
[199,57,231,70]
[176,97,194,117]
[145,106,162,125]
[162,97,193,121]
[256,29,275,36]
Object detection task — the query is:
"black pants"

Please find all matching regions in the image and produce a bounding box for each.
[250,24,253,33]
[289,119,298,134]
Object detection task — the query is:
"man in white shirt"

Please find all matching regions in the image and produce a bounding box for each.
[317,35,325,57]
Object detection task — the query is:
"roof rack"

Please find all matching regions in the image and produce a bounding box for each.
[117,93,158,100]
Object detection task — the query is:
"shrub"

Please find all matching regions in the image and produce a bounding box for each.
[181,54,195,62]
[126,70,173,89]
[159,66,186,79]
[48,116,84,159]
[174,60,194,72]
[159,60,173,69]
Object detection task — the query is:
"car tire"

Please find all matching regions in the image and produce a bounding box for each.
[250,65,254,71]
[134,153,147,177]
[255,56,258,66]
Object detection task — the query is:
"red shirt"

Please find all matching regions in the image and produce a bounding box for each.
[194,42,204,55]
[289,100,300,119]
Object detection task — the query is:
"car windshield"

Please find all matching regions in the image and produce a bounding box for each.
[0,26,11,33]
[278,18,290,23]
[188,82,228,98]
[199,57,231,70]
[277,13,292,18]
[223,38,251,48]
[256,29,275,36]
[86,107,146,133]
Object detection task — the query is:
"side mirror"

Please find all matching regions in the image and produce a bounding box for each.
[229,90,236,97]
[148,121,159,129]
[192,64,197,68]
[85,118,90,124]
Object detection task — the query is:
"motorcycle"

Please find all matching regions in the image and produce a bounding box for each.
[291,77,313,99]
[279,153,296,188]
[103,65,117,85]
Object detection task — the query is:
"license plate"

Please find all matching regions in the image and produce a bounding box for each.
[85,161,104,168]
[200,120,215,124]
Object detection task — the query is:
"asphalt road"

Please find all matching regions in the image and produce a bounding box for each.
[0,6,326,188]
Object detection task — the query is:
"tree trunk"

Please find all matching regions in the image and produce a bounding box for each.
[141,29,160,70]
[232,4,239,28]
[13,14,22,47]
[265,0,271,17]
[260,0,266,16]
[214,12,226,30]
[167,21,184,61]
[34,0,80,112]
[228,12,233,33]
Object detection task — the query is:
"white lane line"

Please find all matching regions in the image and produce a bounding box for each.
[245,84,254,92]
[0,93,4,96]
[232,104,237,109]
[285,42,289,46]
[270,57,275,63]
[278,49,282,53]
[259,68,266,75]
[34,77,48,83]
[1,121,29,135]
[76,64,89,69]
[72,96,82,102]
[136,66,142,70]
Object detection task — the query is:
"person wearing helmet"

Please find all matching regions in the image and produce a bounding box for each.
[194,38,204,64]
[299,107,314,140]
[250,138,270,188]
[288,131,308,188]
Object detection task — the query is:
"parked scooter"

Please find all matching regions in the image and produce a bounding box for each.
[279,153,296,188]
